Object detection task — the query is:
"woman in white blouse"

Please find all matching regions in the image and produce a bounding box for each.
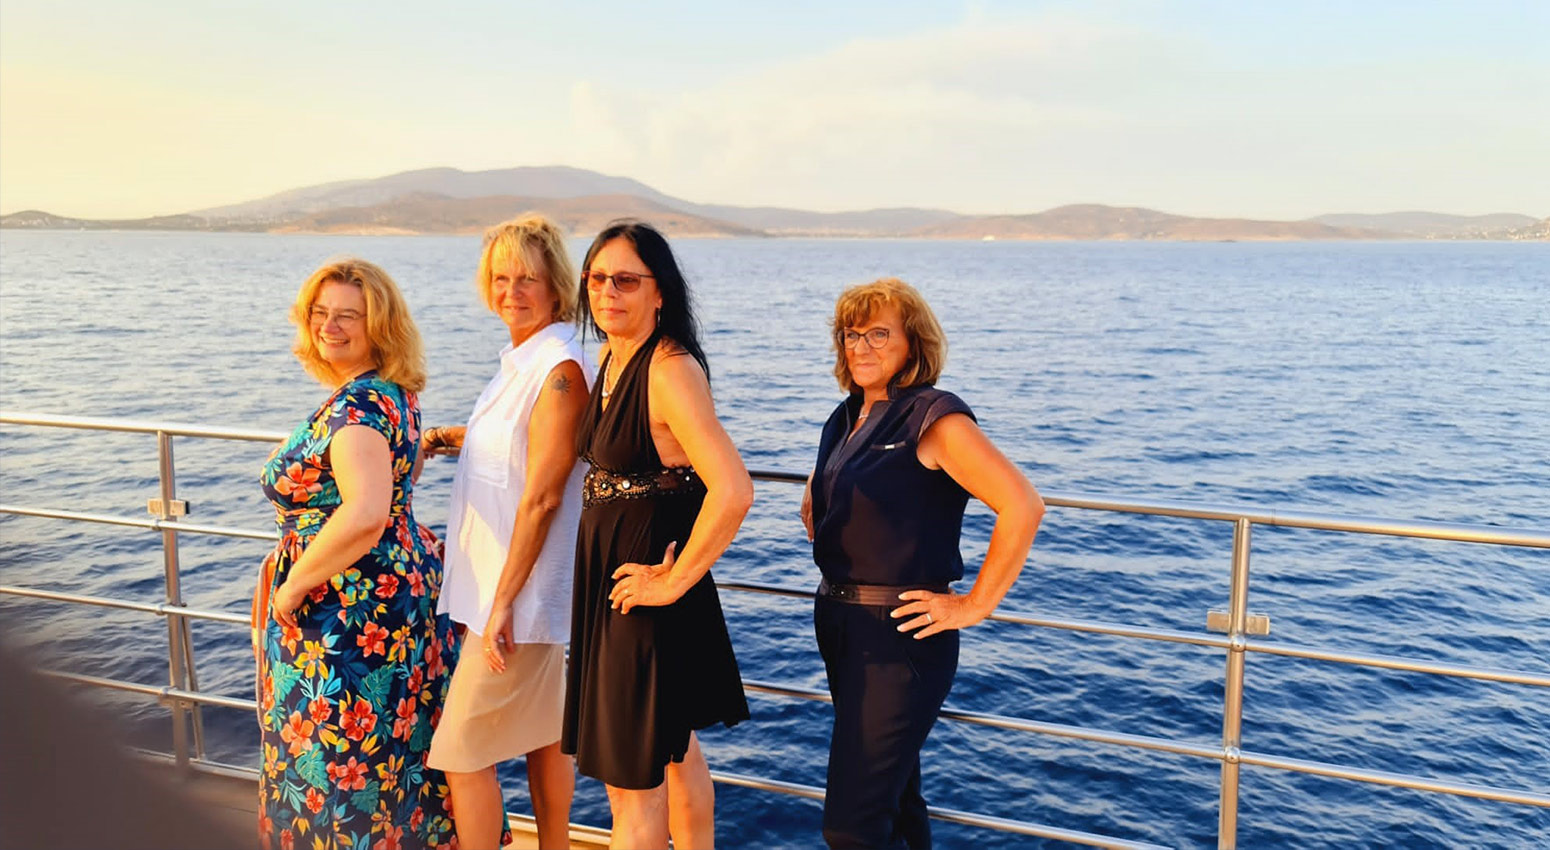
[422,214,593,849]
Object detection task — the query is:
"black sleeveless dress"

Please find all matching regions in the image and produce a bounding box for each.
[561,331,749,790]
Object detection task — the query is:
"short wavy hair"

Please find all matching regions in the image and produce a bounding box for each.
[831,277,947,393]
[290,257,427,392]
[475,213,579,323]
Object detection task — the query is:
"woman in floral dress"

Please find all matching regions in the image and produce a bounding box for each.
[254,258,459,850]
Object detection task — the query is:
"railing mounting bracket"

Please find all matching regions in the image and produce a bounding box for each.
[147,498,190,517]
[1207,609,1270,636]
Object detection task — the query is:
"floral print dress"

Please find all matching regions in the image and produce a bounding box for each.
[256,372,458,850]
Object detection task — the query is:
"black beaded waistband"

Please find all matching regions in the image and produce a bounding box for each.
[583,464,706,508]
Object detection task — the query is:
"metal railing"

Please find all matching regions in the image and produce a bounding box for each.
[2,410,1548,849]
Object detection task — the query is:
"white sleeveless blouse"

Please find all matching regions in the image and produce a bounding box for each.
[436,322,594,643]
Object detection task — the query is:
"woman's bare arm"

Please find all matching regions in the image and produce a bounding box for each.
[892,413,1044,638]
[609,352,753,613]
[271,425,394,628]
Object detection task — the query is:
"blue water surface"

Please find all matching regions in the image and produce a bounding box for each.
[1,232,1547,848]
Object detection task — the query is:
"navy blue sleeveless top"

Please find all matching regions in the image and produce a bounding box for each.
[810,384,976,586]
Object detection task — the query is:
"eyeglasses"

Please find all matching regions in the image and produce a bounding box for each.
[842,328,892,350]
[583,270,654,293]
[309,306,364,326]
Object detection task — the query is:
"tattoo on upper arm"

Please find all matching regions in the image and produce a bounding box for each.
[549,374,573,394]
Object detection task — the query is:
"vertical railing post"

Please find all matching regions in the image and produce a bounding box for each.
[1217,517,1253,848]
[153,431,204,764]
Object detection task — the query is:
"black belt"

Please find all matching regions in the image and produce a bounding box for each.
[817,578,950,606]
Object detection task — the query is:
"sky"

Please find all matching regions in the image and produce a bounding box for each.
[1,0,1546,220]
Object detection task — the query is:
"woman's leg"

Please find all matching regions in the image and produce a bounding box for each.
[665,732,716,849]
[445,766,505,850]
[606,782,669,849]
[817,600,958,849]
[526,741,575,849]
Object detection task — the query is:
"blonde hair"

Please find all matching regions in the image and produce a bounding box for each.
[290,258,427,392]
[831,277,948,393]
[475,214,579,323]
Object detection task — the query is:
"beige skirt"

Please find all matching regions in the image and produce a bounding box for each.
[426,640,565,773]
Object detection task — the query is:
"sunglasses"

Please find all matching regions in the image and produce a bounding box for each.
[583,270,655,293]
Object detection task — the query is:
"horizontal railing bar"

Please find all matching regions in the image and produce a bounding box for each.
[748,677,1550,814]
[986,610,1232,649]
[926,806,1171,850]
[137,750,263,782]
[741,678,831,704]
[721,581,1550,686]
[136,753,621,846]
[742,678,1224,761]
[67,665,1550,815]
[1243,639,1550,687]
[718,580,1230,647]
[44,670,168,698]
[708,770,1170,849]
[746,678,1550,811]
[0,504,278,541]
[7,410,1546,548]
[42,670,258,711]
[0,411,286,443]
[714,579,817,600]
[1238,750,1550,808]
[1042,492,1550,548]
[0,584,250,625]
[940,706,1226,761]
[711,768,824,800]
[13,557,1546,694]
[748,468,808,484]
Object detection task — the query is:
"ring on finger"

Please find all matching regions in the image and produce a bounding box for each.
[924,612,933,624]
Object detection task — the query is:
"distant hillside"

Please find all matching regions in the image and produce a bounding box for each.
[0,210,216,231]
[187,165,951,235]
[1503,217,1550,240]
[190,166,686,221]
[1311,211,1539,238]
[272,192,760,237]
[681,203,961,235]
[911,204,1387,241]
[5,166,1544,240]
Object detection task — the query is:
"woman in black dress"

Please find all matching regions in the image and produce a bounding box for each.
[563,220,752,849]
[801,278,1045,849]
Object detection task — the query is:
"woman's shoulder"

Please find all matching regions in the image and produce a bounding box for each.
[649,336,706,380]
[350,372,407,398]
[337,373,415,416]
[651,335,690,362]
[900,385,975,428]
[530,325,591,369]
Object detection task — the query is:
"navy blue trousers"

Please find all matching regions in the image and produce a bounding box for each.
[815,597,959,849]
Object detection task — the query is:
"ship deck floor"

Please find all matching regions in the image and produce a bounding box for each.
[182,768,611,849]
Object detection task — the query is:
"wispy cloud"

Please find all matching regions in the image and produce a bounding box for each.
[556,14,1154,212]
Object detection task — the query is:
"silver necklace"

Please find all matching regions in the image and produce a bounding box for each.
[600,357,622,399]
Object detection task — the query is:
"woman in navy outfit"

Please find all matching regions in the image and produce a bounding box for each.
[801,277,1045,849]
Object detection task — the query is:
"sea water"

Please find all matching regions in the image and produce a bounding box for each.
[1,231,1546,847]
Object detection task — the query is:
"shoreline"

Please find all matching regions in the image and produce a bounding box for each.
[4,225,1549,242]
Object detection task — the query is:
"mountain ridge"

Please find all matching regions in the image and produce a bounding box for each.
[5,166,1544,240]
